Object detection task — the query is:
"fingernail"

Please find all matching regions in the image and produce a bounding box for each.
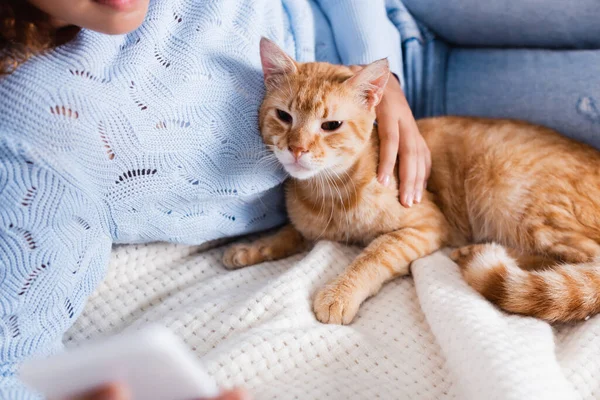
[415,190,422,203]
[85,385,129,400]
[402,193,413,207]
[378,174,390,187]
[222,388,252,400]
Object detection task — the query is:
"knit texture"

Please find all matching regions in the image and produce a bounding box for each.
[0,0,403,397]
[67,242,600,400]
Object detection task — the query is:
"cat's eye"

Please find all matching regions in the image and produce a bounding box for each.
[276,109,293,124]
[321,121,343,131]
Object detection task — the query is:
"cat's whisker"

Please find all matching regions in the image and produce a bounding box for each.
[316,173,328,229]
[238,150,274,160]
[250,156,285,179]
[256,155,280,164]
[325,171,344,238]
[314,171,336,241]
[254,150,278,160]
[341,170,359,216]
[329,169,353,244]
[336,173,352,244]
[249,155,286,212]
[325,174,336,239]
[326,170,346,218]
[247,151,278,164]
[317,173,326,220]
[252,156,278,166]
[251,156,280,169]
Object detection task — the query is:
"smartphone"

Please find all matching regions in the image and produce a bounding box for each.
[19,325,220,400]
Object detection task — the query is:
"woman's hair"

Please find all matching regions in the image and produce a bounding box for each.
[1,1,79,76]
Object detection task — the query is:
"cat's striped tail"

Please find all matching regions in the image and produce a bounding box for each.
[452,243,600,322]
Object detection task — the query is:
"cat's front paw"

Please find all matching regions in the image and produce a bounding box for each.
[313,281,362,325]
[222,243,268,269]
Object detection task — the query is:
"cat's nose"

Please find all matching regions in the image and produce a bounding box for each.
[288,145,309,160]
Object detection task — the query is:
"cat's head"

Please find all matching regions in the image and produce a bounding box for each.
[258,38,390,180]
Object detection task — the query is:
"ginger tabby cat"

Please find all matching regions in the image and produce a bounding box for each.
[223,37,600,324]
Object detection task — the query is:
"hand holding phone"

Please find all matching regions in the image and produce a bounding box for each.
[68,383,250,400]
[20,326,221,400]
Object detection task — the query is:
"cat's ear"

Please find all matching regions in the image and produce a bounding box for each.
[260,37,297,83]
[346,59,390,108]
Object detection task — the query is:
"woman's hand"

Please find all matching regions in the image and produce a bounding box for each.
[65,383,250,400]
[65,384,129,400]
[350,65,431,207]
[376,73,430,207]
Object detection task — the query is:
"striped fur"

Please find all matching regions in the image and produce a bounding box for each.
[224,39,600,324]
[451,244,600,322]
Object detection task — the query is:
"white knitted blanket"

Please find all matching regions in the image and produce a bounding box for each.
[65,241,600,400]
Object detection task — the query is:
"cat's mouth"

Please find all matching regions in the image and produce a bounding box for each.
[271,147,319,179]
[282,162,317,179]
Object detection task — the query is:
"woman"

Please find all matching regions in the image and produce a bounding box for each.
[0,0,424,398]
[4,0,600,398]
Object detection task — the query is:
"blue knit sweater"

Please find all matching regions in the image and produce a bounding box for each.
[0,0,403,397]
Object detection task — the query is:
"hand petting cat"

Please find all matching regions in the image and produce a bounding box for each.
[379,74,431,207]
[350,65,431,207]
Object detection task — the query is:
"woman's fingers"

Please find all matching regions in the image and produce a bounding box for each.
[371,64,431,207]
[413,144,426,204]
[423,138,432,188]
[398,126,418,207]
[65,384,250,400]
[202,388,252,400]
[377,115,400,186]
[413,134,430,203]
[64,383,130,400]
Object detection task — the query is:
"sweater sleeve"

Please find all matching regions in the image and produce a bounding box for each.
[0,137,113,399]
[315,0,403,80]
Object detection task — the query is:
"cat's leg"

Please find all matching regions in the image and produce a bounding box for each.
[313,227,445,324]
[222,224,307,269]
